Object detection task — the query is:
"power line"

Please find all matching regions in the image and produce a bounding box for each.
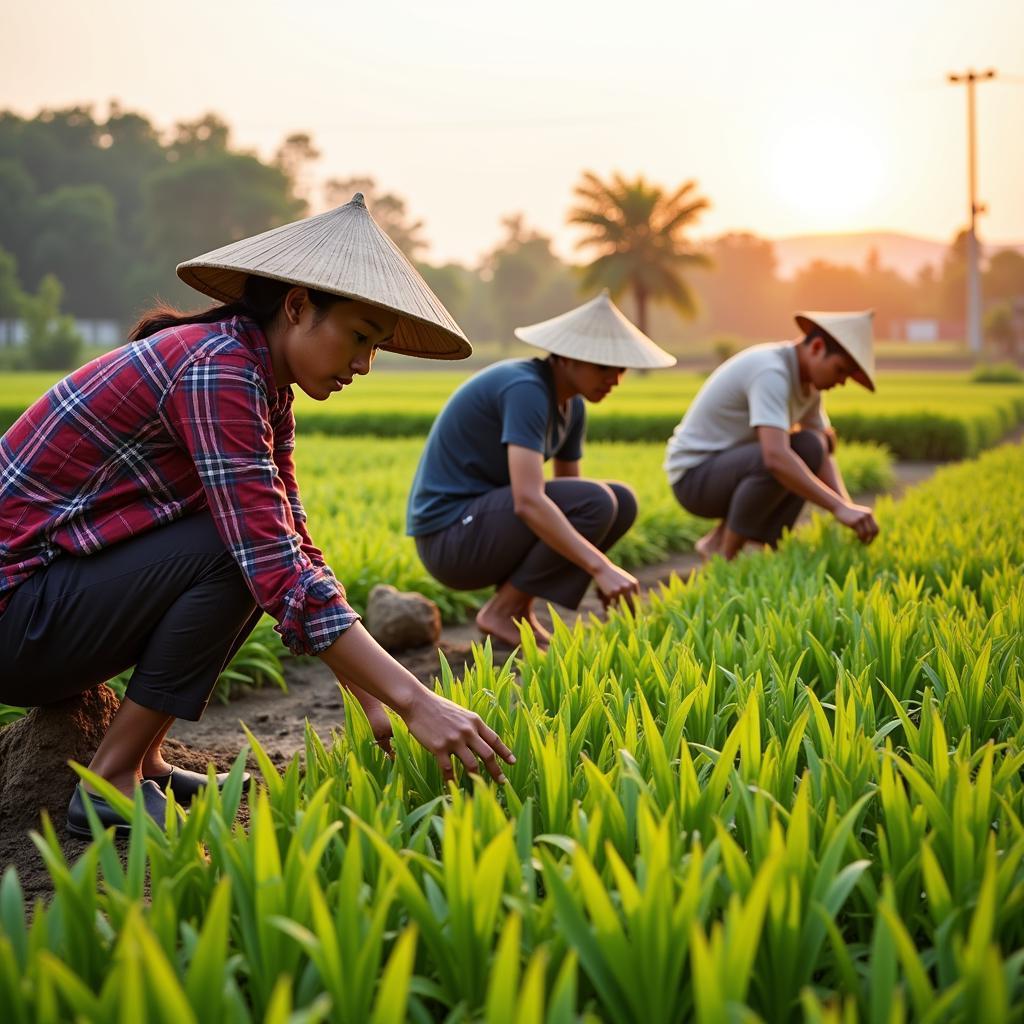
[948,68,996,354]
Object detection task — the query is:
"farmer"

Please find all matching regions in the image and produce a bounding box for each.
[0,195,514,838]
[406,291,676,647]
[664,311,880,560]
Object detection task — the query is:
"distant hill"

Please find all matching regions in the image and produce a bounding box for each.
[772,231,1024,281]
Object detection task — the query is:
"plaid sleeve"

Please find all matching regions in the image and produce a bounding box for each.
[271,395,331,572]
[162,356,358,655]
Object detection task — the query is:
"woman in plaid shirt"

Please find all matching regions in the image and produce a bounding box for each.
[0,195,514,837]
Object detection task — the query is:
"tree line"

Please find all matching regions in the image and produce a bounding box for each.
[2,103,1023,370]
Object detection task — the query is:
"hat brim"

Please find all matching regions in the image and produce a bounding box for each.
[176,265,472,361]
[795,314,875,392]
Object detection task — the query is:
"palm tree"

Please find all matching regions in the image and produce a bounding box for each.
[568,171,710,336]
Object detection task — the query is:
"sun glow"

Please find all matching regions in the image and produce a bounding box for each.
[769,111,884,229]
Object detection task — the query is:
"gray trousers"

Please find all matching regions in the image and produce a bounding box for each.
[0,511,260,719]
[671,431,826,544]
[416,479,637,609]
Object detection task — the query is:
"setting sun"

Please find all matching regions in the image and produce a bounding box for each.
[769,112,884,227]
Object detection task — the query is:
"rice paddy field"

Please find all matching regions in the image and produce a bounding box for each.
[3,368,1024,459]
[1,441,1022,1021]
[1,364,1023,1021]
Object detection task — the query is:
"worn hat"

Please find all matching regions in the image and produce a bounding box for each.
[176,194,471,361]
[794,310,876,391]
[514,290,676,369]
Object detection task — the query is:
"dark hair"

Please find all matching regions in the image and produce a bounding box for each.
[128,275,345,341]
[801,329,845,358]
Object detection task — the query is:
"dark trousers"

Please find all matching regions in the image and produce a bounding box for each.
[0,511,260,720]
[416,479,637,609]
[671,431,826,544]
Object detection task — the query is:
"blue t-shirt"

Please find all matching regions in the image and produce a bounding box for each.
[406,358,586,536]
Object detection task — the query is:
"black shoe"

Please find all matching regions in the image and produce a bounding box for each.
[143,765,250,803]
[67,780,168,839]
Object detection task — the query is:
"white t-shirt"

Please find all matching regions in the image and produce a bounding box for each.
[663,342,829,484]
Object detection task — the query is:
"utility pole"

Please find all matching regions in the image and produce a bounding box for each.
[948,68,996,353]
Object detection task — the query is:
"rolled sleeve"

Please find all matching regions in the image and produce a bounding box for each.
[163,357,358,655]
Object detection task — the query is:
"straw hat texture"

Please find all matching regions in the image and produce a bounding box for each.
[795,310,876,391]
[514,291,676,370]
[177,194,471,360]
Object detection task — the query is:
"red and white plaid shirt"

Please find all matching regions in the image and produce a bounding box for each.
[0,316,357,655]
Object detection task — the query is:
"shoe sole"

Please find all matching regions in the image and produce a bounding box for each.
[66,818,131,840]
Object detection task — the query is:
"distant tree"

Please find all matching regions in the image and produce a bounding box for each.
[984,302,1016,356]
[0,246,23,318]
[568,171,710,334]
[416,262,468,321]
[0,159,37,259]
[938,229,970,323]
[140,153,303,308]
[20,274,83,370]
[274,132,320,208]
[167,113,231,161]
[28,184,119,316]
[984,249,1024,304]
[698,232,788,338]
[0,105,306,322]
[485,215,577,347]
[325,176,428,258]
[789,259,868,312]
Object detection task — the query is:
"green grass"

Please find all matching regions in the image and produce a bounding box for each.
[285,370,1024,458]
[1,442,1021,1021]
[0,436,892,723]
[3,368,1023,459]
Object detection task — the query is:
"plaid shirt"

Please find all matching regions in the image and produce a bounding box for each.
[0,316,358,655]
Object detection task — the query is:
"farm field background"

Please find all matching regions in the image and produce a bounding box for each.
[3,368,1024,459]
[1,442,1021,1021]
[0,436,894,721]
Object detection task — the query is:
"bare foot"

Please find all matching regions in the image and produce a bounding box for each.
[475,602,550,651]
[695,522,725,562]
[523,610,552,647]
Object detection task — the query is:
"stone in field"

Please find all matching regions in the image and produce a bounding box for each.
[364,584,442,651]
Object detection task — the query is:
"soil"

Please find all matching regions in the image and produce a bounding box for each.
[0,455,959,900]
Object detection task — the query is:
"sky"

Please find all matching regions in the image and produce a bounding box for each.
[3,0,1023,265]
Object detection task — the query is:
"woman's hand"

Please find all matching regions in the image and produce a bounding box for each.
[345,682,395,755]
[401,687,516,785]
[321,622,516,783]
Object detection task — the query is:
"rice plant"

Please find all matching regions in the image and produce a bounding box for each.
[1,443,1021,1021]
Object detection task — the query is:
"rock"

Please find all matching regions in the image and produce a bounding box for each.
[0,685,120,838]
[364,584,442,652]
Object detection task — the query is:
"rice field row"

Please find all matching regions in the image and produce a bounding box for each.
[2,442,1021,1021]
[3,370,1023,459]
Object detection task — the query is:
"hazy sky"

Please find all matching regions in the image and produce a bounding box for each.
[3,0,1023,264]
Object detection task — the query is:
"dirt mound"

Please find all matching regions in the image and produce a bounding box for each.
[0,688,245,904]
[0,686,119,901]
[0,685,120,834]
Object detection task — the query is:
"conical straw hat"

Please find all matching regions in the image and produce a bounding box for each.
[514,291,676,370]
[794,310,876,391]
[176,194,471,361]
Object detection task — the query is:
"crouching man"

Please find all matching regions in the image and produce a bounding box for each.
[664,311,880,560]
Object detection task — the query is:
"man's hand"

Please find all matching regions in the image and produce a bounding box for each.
[593,561,640,607]
[834,501,880,544]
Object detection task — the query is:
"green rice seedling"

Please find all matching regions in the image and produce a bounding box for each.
[1,441,1023,1021]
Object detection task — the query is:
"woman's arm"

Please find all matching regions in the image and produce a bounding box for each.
[319,622,515,783]
[165,358,514,778]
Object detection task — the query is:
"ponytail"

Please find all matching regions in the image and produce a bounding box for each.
[129,276,344,341]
